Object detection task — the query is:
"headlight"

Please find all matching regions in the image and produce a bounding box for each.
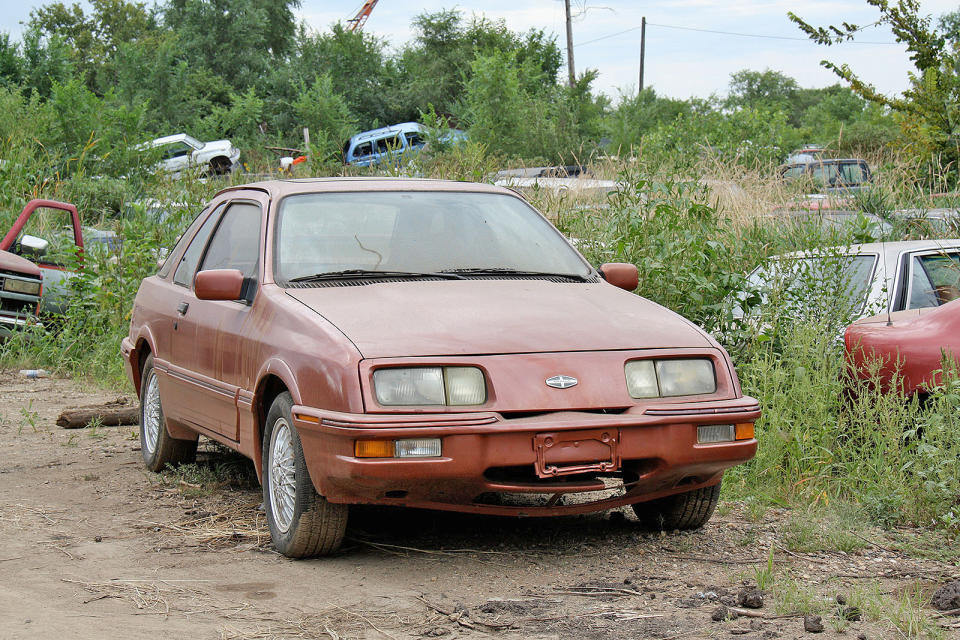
[625,358,716,399]
[373,367,487,406]
[3,278,41,296]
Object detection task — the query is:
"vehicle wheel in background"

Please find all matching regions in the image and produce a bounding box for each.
[262,392,348,558]
[139,354,198,472]
[208,156,232,175]
[631,482,721,530]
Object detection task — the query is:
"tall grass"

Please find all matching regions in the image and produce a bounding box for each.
[1,145,958,534]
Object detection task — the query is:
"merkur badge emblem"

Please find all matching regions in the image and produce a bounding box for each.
[545,375,578,389]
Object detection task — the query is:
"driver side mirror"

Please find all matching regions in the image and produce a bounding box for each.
[599,262,639,291]
[19,234,49,257]
[194,269,244,301]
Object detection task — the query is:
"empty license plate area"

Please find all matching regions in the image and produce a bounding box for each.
[534,429,621,478]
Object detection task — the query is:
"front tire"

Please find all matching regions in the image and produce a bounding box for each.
[139,354,198,472]
[262,392,348,558]
[631,482,721,531]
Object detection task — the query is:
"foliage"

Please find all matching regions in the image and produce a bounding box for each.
[789,0,960,174]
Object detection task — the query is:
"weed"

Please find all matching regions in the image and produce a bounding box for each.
[18,401,40,434]
[86,416,107,441]
[753,547,776,591]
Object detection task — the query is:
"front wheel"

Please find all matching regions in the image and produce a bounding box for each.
[631,482,721,531]
[139,354,197,472]
[262,392,348,558]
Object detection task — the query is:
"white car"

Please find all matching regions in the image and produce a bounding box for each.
[737,239,960,322]
[145,134,240,177]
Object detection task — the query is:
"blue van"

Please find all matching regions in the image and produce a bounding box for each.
[344,122,425,167]
[344,123,467,167]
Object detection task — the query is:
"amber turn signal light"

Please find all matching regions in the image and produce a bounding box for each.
[735,423,755,440]
[355,440,394,458]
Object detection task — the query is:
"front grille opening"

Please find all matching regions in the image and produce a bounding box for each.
[499,407,630,420]
[0,298,35,316]
[485,458,662,488]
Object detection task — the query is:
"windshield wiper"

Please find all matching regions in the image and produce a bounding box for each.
[288,269,466,283]
[441,267,590,281]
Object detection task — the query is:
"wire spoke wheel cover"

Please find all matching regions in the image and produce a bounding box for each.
[269,417,297,534]
[142,371,162,455]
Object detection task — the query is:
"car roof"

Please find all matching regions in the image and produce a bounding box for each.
[151,134,191,145]
[348,123,422,145]
[214,177,521,200]
[775,238,960,260]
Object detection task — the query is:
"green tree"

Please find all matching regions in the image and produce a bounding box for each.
[292,74,357,162]
[789,1,960,168]
[726,69,799,113]
[29,0,156,89]
[162,0,299,91]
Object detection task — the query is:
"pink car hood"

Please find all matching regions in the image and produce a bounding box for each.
[285,280,714,358]
[0,250,41,278]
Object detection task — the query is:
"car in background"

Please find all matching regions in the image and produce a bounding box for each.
[122,178,760,558]
[845,298,960,398]
[762,209,892,240]
[736,240,960,323]
[779,158,872,194]
[891,208,960,236]
[344,123,465,167]
[0,246,42,337]
[144,134,240,177]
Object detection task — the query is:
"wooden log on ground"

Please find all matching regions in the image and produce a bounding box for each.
[57,399,139,429]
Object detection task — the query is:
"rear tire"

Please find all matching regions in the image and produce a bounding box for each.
[139,354,198,472]
[631,482,721,531]
[262,392,348,558]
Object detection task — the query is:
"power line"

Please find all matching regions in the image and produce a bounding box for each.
[572,20,898,49]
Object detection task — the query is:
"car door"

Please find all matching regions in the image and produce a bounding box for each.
[160,141,193,174]
[903,249,960,310]
[162,202,226,429]
[169,196,266,441]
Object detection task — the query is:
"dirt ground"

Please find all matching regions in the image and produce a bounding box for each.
[1,369,958,640]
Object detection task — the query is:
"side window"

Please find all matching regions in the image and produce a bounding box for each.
[375,136,402,154]
[908,256,938,308]
[163,142,192,160]
[173,204,223,287]
[353,142,373,158]
[811,163,834,187]
[782,165,805,179]
[914,252,960,306]
[158,206,209,278]
[405,131,424,147]
[838,162,867,185]
[198,202,262,279]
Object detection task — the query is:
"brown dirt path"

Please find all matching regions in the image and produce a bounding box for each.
[0,369,957,639]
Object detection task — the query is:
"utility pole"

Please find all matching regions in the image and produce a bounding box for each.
[638,16,646,93]
[564,0,576,87]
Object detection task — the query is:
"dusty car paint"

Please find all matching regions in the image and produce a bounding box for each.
[122,178,759,520]
[845,299,960,397]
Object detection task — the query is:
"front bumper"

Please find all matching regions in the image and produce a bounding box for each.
[0,313,42,338]
[292,397,760,516]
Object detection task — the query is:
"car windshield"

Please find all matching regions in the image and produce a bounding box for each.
[274,191,590,283]
[736,253,878,319]
[183,135,202,148]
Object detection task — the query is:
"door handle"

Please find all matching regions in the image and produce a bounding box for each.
[177,301,189,315]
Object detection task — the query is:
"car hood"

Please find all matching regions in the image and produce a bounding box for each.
[285,280,714,358]
[199,140,233,153]
[0,250,41,278]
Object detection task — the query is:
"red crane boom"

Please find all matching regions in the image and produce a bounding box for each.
[347,0,380,32]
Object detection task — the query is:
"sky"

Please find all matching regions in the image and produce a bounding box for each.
[1,0,957,101]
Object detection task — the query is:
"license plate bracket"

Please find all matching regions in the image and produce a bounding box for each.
[534,429,620,478]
